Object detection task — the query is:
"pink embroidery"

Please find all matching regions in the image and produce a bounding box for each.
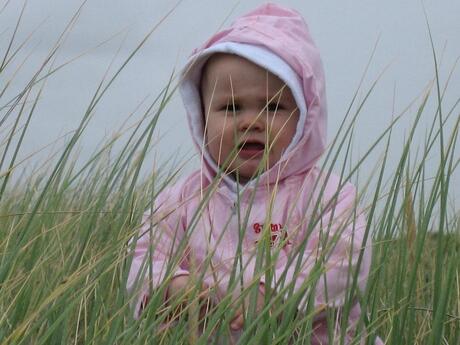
[252,222,291,247]
[253,222,262,233]
[270,223,278,232]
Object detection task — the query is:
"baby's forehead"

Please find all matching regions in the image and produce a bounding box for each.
[199,53,243,93]
[200,53,282,92]
[200,53,247,82]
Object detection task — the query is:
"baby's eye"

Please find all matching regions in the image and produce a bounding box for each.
[266,102,282,112]
[222,103,241,112]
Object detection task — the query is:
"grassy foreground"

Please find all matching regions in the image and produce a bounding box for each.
[1,4,459,345]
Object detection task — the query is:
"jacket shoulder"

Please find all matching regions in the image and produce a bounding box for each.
[146,171,202,216]
[292,167,358,211]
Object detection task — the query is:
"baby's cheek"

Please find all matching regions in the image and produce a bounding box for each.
[205,132,222,162]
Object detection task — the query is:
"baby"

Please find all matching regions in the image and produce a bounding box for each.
[128,3,382,344]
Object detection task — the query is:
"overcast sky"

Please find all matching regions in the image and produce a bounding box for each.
[1,0,459,203]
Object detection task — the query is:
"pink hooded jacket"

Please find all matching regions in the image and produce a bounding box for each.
[128,3,381,344]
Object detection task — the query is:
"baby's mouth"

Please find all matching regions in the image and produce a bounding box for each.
[237,140,266,159]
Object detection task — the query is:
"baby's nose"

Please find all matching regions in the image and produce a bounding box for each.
[238,111,265,132]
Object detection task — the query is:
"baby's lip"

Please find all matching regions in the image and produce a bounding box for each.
[237,139,266,158]
[237,139,266,150]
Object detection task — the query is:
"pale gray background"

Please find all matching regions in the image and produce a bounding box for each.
[1,0,459,206]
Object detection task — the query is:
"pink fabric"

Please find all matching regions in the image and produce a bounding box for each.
[127,3,381,344]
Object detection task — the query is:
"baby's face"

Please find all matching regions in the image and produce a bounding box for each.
[201,54,299,184]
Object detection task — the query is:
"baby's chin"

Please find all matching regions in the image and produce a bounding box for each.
[218,151,282,184]
[229,173,252,184]
[228,162,276,184]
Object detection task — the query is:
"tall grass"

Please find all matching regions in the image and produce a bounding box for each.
[1,4,459,345]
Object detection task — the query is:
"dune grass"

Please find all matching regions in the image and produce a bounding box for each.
[1,3,459,345]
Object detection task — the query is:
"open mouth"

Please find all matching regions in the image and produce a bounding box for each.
[238,141,266,158]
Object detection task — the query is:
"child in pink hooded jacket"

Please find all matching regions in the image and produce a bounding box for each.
[128,3,382,344]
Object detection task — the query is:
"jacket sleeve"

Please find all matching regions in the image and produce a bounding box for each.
[126,189,190,318]
[261,181,372,311]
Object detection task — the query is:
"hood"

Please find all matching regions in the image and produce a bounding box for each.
[179,3,327,193]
